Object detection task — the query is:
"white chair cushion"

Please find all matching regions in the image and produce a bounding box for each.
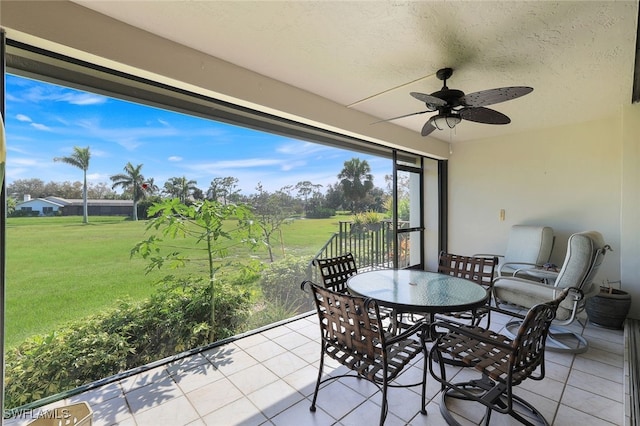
[502,225,554,269]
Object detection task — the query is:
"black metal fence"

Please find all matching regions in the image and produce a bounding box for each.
[308,220,410,282]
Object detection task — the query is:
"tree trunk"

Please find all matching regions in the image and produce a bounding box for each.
[82,171,88,224]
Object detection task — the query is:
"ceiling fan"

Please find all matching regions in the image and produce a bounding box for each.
[378,68,533,137]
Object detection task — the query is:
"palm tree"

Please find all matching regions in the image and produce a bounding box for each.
[163,176,198,203]
[54,146,91,223]
[110,162,147,221]
[338,158,374,213]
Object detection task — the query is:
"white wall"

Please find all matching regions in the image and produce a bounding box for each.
[17,200,60,215]
[621,103,640,318]
[447,112,640,317]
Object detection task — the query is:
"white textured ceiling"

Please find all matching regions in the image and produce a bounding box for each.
[72,0,638,143]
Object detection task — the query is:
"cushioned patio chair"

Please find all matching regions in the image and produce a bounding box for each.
[477,225,555,277]
[493,230,611,353]
[429,287,569,426]
[302,280,428,426]
[437,252,498,328]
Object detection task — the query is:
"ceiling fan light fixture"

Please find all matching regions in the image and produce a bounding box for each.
[433,113,461,131]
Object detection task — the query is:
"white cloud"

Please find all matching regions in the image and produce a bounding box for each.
[88,148,109,158]
[86,173,109,181]
[58,92,107,106]
[16,114,32,122]
[69,118,180,151]
[168,156,183,162]
[31,123,52,131]
[277,141,327,155]
[188,158,283,174]
[11,158,39,166]
[281,160,306,171]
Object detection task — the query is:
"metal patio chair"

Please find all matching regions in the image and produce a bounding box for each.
[429,287,569,426]
[313,252,396,326]
[312,252,358,294]
[302,280,429,425]
[437,252,499,328]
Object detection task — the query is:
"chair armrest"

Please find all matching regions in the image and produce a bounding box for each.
[493,275,547,287]
[473,253,504,259]
[498,261,542,276]
[430,319,514,352]
[493,276,581,299]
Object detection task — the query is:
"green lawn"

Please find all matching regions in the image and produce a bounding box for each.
[5,214,352,348]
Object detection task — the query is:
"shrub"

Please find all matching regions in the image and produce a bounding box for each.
[353,210,382,224]
[9,210,31,217]
[4,276,252,410]
[305,206,335,218]
[259,256,314,317]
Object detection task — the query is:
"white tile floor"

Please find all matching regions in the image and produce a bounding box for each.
[6,308,626,426]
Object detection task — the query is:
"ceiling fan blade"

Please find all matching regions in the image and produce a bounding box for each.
[421,117,436,136]
[459,107,511,124]
[461,86,533,107]
[371,109,431,124]
[410,92,447,108]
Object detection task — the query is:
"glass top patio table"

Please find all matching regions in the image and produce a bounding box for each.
[347,269,488,314]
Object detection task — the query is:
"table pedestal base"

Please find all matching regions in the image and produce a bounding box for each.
[439,376,549,426]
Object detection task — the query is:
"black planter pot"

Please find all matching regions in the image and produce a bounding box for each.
[586,288,632,329]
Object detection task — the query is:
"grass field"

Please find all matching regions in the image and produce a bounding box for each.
[5,214,350,348]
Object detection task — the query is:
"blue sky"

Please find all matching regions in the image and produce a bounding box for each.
[5,74,391,195]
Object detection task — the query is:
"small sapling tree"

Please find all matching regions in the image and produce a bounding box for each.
[131,198,258,341]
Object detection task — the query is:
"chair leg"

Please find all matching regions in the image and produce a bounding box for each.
[310,344,326,412]
[379,377,388,426]
[420,349,428,414]
[505,320,589,353]
[547,324,589,353]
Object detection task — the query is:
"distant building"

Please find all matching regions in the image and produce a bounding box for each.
[16,195,133,217]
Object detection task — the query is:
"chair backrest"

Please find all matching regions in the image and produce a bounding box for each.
[437,252,498,288]
[313,253,358,293]
[303,280,383,358]
[554,231,610,297]
[503,225,555,269]
[509,287,569,385]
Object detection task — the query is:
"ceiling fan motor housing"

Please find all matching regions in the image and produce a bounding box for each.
[429,88,465,109]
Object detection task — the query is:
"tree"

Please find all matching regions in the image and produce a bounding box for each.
[324,182,346,211]
[131,198,257,341]
[6,178,46,201]
[208,177,239,204]
[44,181,83,199]
[141,178,160,196]
[163,176,198,203]
[54,146,91,223]
[192,187,205,201]
[295,181,322,210]
[110,162,149,221]
[6,197,16,216]
[251,183,295,262]
[338,158,374,213]
[295,181,313,205]
[87,182,117,199]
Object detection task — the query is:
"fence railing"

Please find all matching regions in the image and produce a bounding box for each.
[308,220,410,282]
